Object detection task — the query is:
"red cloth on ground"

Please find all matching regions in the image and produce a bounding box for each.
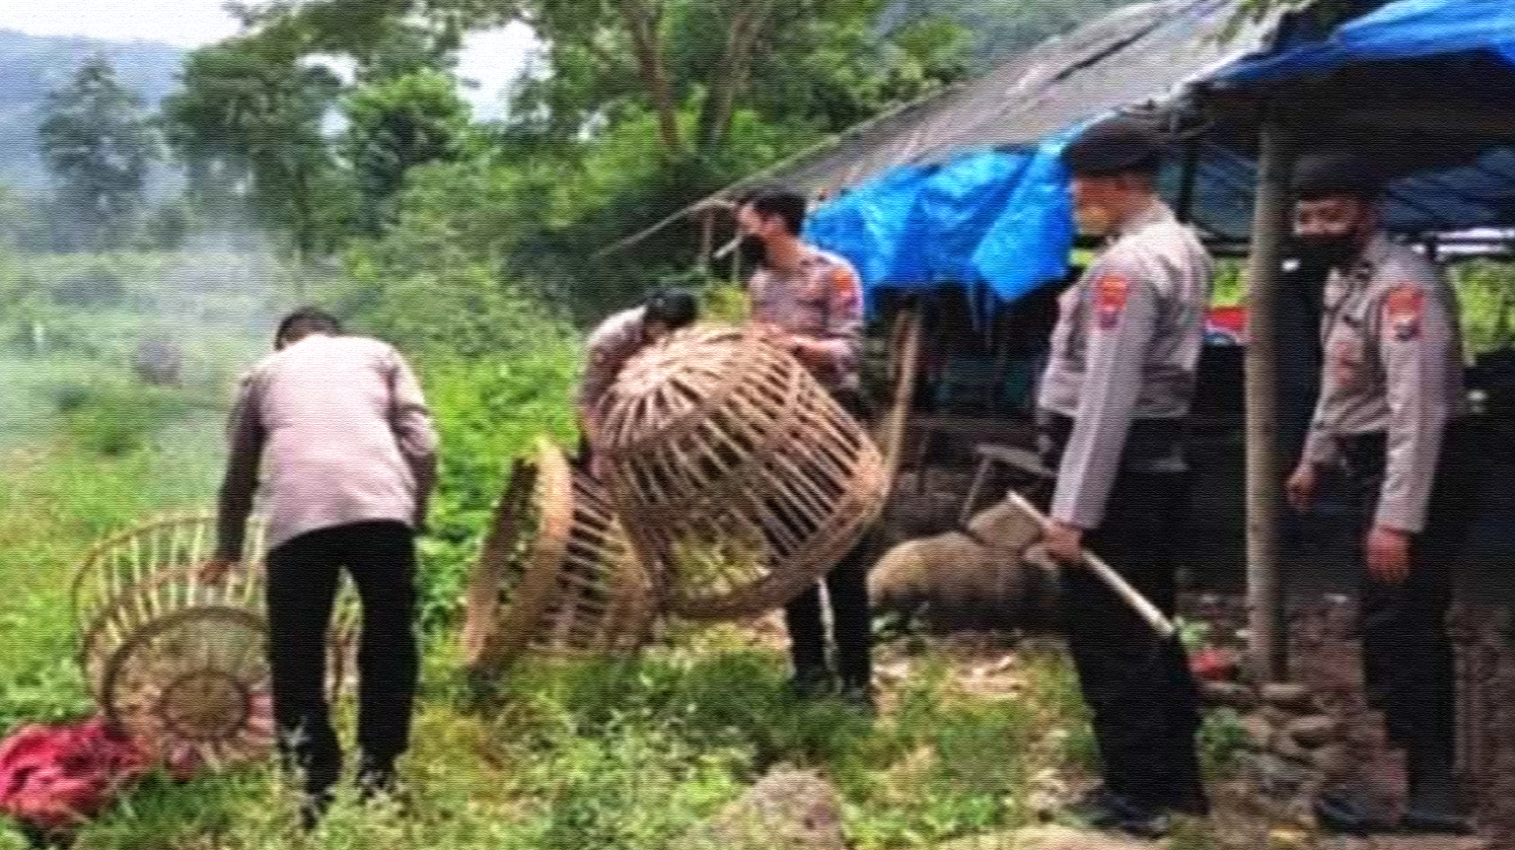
[0,717,153,832]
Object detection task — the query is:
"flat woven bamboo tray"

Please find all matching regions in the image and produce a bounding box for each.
[72,512,356,768]
[461,437,656,677]
[596,324,887,621]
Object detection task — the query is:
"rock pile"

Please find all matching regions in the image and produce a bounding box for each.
[1203,678,1354,828]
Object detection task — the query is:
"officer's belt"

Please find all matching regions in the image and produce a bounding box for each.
[1335,422,1475,478]
[1035,411,1188,475]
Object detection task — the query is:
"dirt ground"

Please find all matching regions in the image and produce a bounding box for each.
[745,590,1510,849]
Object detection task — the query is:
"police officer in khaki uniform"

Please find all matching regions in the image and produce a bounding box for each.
[1284,151,1474,836]
[576,290,699,477]
[735,187,874,710]
[1034,116,1211,838]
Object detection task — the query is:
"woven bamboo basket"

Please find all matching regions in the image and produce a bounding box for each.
[461,437,657,678]
[596,324,888,621]
[72,513,357,768]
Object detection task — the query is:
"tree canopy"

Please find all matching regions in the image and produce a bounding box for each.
[36,56,159,250]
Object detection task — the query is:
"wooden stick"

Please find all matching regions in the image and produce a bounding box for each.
[1002,490,1177,639]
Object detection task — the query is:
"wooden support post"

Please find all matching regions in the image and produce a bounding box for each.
[698,210,715,273]
[876,304,924,491]
[1176,138,1202,225]
[1244,117,1294,684]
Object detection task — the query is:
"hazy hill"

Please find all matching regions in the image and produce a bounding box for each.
[0,29,184,191]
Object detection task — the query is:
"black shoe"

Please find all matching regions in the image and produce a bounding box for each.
[1313,793,1390,836]
[299,785,335,831]
[1401,783,1474,835]
[1066,787,1173,839]
[357,754,400,803]
[838,683,877,716]
[1164,788,1211,818]
[1399,809,1475,835]
[788,669,835,700]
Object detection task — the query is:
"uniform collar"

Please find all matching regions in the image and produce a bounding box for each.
[1111,199,1175,241]
[764,243,826,276]
[1341,232,1395,284]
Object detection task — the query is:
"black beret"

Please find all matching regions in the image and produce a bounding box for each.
[1292,151,1385,200]
[1061,115,1165,176]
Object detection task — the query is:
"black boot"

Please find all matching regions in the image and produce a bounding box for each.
[1313,792,1392,835]
[356,753,400,803]
[299,783,336,831]
[1402,751,1473,835]
[838,679,877,716]
[1066,787,1173,839]
[787,668,836,701]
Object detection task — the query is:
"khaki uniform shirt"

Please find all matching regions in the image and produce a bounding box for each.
[747,246,865,393]
[215,334,439,559]
[1302,234,1465,533]
[578,306,648,422]
[1037,201,1213,529]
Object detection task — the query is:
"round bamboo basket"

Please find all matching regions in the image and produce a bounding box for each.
[72,513,357,768]
[596,324,887,621]
[461,438,656,678]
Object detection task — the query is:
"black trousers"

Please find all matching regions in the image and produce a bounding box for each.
[265,520,420,791]
[784,388,875,690]
[1038,413,1205,806]
[1340,428,1477,787]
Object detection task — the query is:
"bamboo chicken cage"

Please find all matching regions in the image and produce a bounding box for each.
[71,513,356,769]
[461,437,657,678]
[596,325,887,621]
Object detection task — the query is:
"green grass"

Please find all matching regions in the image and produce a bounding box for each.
[0,247,1256,850]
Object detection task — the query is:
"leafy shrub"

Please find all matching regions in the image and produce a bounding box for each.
[52,265,127,308]
[56,379,191,456]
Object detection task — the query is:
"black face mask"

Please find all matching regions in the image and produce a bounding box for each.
[738,234,769,269]
[1292,234,1359,272]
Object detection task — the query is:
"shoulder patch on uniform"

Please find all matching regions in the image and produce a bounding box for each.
[1094,273,1130,331]
[1384,283,1424,342]
[829,265,862,305]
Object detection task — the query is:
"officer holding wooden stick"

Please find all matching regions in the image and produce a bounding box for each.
[1284,151,1474,836]
[1034,115,1212,838]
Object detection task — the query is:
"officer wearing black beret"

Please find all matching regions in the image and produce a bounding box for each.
[1286,150,1474,835]
[1031,113,1214,837]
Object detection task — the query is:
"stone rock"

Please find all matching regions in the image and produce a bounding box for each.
[1243,715,1275,751]
[1201,680,1258,711]
[1261,683,1314,712]
[1272,732,1315,764]
[132,339,183,387]
[1245,753,1311,801]
[1287,715,1341,749]
[1311,744,1354,781]
[674,767,845,850]
[932,825,1158,850]
[1370,838,1493,850]
[1260,706,1296,729]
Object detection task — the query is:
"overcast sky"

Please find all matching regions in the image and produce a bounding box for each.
[0,1,538,119]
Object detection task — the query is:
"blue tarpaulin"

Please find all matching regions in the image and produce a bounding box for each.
[805,124,1099,314]
[971,123,1094,306]
[802,164,932,305]
[892,150,1031,287]
[1218,0,1515,84]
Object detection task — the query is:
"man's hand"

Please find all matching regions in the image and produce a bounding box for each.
[1285,464,1318,514]
[1043,520,1085,566]
[1365,525,1412,585]
[199,557,236,585]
